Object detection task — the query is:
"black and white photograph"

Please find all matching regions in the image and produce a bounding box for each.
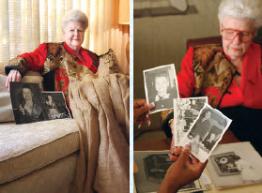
[207,142,262,189]
[134,150,205,193]
[42,92,71,120]
[144,154,172,183]
[173,97,208,146]
[211,152,241,176]
[143,64,179,114]
[10,82,45,124]
[180,104,232,163]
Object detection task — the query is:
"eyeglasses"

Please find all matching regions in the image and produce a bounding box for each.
[221,28,254,42]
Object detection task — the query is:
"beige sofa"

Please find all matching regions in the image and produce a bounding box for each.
[0,119,80,193]
[0,63,81,193]
[0,68,80,193]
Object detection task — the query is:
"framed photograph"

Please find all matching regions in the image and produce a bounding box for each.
[42,91,71,120]
[180,104,232,163]
[173,97,208,146]
[10,82,45,124]
[143,64,179,114]
[211,152,241,176]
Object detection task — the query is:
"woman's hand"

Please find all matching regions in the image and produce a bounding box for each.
[159,146,207,193]
[5,70,22,88]
[134,99,155,126]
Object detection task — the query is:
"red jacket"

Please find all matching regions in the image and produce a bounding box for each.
[177,43,262,109]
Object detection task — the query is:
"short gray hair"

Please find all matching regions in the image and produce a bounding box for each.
[218,0,262,28]
[62,10,88,31]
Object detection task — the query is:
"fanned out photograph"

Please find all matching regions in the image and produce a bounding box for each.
[180,104,232,163]
[173,97,208,146]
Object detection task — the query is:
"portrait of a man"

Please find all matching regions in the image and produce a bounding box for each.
[10,83,45,124]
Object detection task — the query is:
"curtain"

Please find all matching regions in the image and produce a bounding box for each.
[0,0,129,74]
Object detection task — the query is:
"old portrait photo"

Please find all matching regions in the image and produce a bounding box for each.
[144,154,172,183]
[143,64,179,113]
[42,92,71,120]
[173,97,208,146]
[10,82,45,124]
[211,152,241,176]
[180,104,232,162]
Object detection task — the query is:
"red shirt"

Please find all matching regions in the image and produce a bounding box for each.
[177,43,262,109]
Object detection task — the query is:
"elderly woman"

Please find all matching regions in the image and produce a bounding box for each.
[165,0,262,156]
[5,10,98,101]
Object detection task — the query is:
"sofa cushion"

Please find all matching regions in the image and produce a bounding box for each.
[0,119,79,184]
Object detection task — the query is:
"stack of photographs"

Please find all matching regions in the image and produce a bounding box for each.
[10,82,71,124]
[207,142,262,189]
[143,64,232,163]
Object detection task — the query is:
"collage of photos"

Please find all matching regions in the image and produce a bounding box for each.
[1,0,262,193]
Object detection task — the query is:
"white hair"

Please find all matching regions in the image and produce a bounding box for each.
[62,10,88,31]
[218,0,262,28]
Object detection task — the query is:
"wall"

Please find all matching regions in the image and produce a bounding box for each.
[134,0,222,130]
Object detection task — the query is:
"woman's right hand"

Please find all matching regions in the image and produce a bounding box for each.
[5,70,22,88]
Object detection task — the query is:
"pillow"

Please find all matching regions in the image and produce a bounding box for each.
[0,75,15,122]
[97,49,120,76]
